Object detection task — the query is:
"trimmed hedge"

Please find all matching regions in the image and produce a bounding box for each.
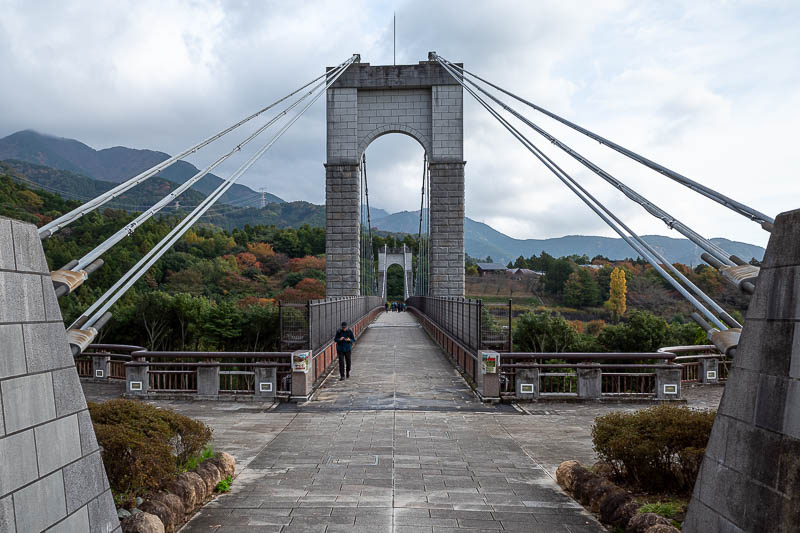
[591,405,715,492]
[89,399,212,505]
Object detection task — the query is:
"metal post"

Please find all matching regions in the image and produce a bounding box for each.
[306,300,313,352]
[508,298,513,352]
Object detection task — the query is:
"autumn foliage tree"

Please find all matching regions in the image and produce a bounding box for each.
[605,267,627,322]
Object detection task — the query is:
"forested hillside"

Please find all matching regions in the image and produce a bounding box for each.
[0,130,283,206]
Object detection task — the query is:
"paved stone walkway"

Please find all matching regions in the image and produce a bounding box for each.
[181,311,605,532]
[81,313,723,532]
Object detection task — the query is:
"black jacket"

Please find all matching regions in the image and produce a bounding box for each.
[335,328,355,352]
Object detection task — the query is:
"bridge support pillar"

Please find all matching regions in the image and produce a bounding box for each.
[477,351,500,402]
[92,354,110,380]
[291,350,314,401]
[126,363,149,396]
[255,367,277,399]
[197,365,219,398]
[325,163,361,297]
[516,368,540,400]
[699,358,720,384]
[0,216,119,532]
[655,368,682,399]
[577,365,602,399]
[429,161,465,297]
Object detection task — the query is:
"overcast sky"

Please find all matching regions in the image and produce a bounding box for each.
[1,0,798,248]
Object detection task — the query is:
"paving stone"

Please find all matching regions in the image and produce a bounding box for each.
[88,311,728,533]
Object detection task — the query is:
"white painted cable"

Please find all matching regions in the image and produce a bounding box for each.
[39,68,333,239]
[76,56,358,329]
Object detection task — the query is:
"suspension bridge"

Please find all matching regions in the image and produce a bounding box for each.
[0,53,797,532]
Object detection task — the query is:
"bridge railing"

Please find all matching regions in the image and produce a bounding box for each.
[77,344,144,381]
[280,295,383,400]
[498,352,683,401]
[122,350,293,399]
[660,345,729,384]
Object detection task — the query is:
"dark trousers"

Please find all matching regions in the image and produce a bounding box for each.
[338,349,351,376]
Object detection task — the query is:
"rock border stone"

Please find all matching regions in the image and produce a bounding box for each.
[120,452,235,533]
[556,460,681,533]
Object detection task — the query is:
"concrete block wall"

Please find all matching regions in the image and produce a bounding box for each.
[0,216,119,533]
[356,88,432,157]
[684,208,800,532]
[325,60,465,297]
[429,162,465,296]
[325,164,361,296]
[431,84,464,161]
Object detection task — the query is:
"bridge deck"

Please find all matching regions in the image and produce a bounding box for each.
[181,311,604,532]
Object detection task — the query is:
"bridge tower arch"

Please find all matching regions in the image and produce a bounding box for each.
[377,244,414,301]
[325,54,465,297]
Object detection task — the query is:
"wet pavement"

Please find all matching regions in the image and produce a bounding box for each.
[82,311,723,532]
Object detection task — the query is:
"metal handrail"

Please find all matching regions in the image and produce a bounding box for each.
[499,352,677,361]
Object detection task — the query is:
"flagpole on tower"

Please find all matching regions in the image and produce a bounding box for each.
[393,12,396,66]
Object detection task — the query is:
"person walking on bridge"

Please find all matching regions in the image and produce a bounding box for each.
[335,321,355,380]
[385,302,389,313]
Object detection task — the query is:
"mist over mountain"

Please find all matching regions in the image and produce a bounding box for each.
[0,130,283,206]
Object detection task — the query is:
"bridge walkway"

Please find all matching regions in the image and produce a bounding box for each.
[182,310,604,532]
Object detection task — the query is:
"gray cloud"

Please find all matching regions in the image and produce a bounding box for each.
[1,0,798,250]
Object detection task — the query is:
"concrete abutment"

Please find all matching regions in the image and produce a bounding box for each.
[0,216,119,533]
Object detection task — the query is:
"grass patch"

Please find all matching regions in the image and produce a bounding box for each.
[181,444,215,472]
[638,501,681,518]
[216,475,232,493]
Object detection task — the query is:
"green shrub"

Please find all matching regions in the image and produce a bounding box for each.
[591,405,715,492]
[216,475,232,493]
[89,399,213,504]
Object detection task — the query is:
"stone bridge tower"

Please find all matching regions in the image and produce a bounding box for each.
[325,54,465,297]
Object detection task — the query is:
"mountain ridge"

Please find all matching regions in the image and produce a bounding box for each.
[0,130,284,206]
[0,133,765,264]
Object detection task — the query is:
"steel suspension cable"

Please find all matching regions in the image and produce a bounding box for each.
[73,57,358,330]
[434,54,736,267]
[417,152,427,294]
[433,54,773,229]
[440,68,741,326]
[362,154,377,295]
[71,78,327,272]
[38,67,339,240]
[436,58,728,330]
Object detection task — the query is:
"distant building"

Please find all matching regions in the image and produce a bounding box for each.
[506,267,542,277]
[579,264,603,270]
[476,263,508,277]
